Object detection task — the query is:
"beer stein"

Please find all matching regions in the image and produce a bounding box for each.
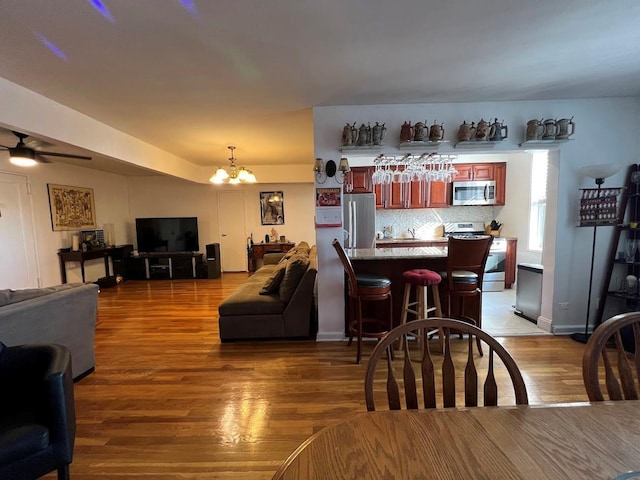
[457,120,473,142]
[413,121,427,142]
[542,119,557,139]
[342,122,358,146]
[556,117,575,139]
[357,123,371,146]
[475,118,495,141]
[526,119,545,141]
[372,122,387,145]
[400,121,414,142]
[429,121,445,141]
[490,118,508,141]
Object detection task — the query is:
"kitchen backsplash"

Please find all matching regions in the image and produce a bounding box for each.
[376,206,495,239]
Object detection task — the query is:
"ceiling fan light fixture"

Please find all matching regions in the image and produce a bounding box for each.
[9,147,37,167]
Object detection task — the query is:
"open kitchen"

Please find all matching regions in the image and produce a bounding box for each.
[337,151,540,334]
[315,141,550,343]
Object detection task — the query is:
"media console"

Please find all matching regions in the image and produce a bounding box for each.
[128,252,203,279]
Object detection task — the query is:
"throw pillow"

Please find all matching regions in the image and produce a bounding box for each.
[279,254,310,303]
[259,262,287,295]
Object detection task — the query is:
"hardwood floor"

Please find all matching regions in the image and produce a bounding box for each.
[48,275,591,479]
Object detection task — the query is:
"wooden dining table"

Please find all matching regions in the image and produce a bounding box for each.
[272,401,640,479]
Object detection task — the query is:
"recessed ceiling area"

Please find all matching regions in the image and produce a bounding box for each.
[0,0,638,176]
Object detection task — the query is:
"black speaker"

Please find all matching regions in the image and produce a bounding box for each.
[206,243,221,279]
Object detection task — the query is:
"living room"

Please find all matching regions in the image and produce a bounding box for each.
[2,1,640,478]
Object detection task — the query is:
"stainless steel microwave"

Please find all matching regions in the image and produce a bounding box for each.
[452,180,497,206]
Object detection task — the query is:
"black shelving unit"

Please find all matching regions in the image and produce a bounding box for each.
[594,164,640,328]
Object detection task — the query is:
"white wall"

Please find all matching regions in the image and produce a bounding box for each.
[1,161,316,288]
[126,176,316,252]
[1,162,131,286]
[314,97,640,338]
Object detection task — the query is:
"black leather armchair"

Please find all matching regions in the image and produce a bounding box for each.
[0,343,76,480]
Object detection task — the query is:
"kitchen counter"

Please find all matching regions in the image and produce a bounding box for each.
[347,246,447,260]
[346,248,450,329]
[375,238,447,247]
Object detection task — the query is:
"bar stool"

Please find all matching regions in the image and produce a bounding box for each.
[332,239,393,364]
[400,269,444,353]
[440,235,493,356]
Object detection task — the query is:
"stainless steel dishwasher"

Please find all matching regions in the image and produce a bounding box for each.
[514,263,543,323]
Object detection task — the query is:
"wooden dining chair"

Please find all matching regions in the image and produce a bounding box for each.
[332,239,393,364]
[440,235,493,355]
[582,311,640,401]
[364,318,529,410]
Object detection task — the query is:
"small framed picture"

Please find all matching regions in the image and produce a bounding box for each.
[260,191,284,225]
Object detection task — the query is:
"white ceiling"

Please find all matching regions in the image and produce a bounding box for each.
[0,0,638,175]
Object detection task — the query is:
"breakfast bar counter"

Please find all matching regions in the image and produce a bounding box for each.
[347,247,455,328]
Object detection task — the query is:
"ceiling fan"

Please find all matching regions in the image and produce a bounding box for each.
[0,131,92,167]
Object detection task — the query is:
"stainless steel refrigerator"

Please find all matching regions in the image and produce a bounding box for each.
[343,193,376,249]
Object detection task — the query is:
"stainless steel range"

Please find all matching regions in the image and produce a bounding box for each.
[443,222,506,292]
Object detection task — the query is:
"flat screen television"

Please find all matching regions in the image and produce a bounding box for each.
[135,217,199,253]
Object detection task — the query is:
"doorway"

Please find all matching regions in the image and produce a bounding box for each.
[217,190,248,272]
[0,172,39,288]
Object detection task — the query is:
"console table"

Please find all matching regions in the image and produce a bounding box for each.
[248,242,295,273]
[58,246,129,284]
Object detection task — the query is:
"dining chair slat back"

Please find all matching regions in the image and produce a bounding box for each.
[583,312,640,401]
[365,318,529,411]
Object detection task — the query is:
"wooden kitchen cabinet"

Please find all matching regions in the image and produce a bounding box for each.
[453,163,495,181]
[494,162,506,206]
[427,181,450,207]
[505,238,517,288]
[344,166,373,193]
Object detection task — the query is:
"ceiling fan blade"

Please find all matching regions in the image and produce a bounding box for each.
[38,151,92,160]
[34,154,53,164]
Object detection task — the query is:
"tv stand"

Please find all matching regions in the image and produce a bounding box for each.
[134,252,203,279]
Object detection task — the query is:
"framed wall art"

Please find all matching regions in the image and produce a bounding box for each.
[47,184,97,231]
[260,191,285,225]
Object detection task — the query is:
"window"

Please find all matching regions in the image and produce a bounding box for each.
[529,151,548,251]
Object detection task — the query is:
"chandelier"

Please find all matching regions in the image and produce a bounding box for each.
[210,146,256,184]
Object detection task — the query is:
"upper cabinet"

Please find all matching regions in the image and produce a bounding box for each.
[453,163,495,181]
[345,163,505,208]
[452,162,506,206]
[344,167,374,194]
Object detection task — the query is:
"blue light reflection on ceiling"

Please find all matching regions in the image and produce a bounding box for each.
[34,33,68,61]
[180,0,198,16]
[87,0,115,22]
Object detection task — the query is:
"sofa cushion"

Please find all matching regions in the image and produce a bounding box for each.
[279,254,310,303]
[0,284,84,307]
[0,291,11,307]
[260,262,287,294]
[279,241,311,264]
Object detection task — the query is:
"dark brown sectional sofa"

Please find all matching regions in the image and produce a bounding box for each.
[218,242,317,341]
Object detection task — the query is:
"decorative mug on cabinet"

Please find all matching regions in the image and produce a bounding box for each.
[400,121,414,142]
[413,121,427,142]
[357,123,371,146]
[457,120,473,142]
[429,121,445,141]
[526,119,545,141]
[475,118,495,141]
[342,122,358,146]
[542,119,558,139]
[490,118,508,141]
[372,122,387,145]
[556,116,575,139]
